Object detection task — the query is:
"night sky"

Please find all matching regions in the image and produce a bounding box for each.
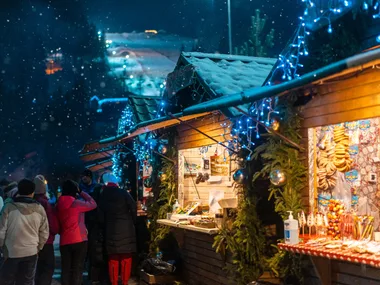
[0,0,303,185]
[86,0,303,51]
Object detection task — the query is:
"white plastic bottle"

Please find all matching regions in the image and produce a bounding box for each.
[284,211,299,245]
[173,199,180,213]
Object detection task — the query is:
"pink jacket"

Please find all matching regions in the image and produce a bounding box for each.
[57,191,97,246]
[35,194,59,244]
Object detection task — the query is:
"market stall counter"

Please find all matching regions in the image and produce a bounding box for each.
[157,219,219,235]
[157,219,230,285]
[279,239,380,285]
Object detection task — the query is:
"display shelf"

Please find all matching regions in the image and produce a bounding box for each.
[278,243,380,267]
[157,219,219,235]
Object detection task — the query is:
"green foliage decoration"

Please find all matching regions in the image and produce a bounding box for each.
[252,97,306,220]
[234,9,275,57]
[147,148,177,255]
[252,96,306,281]
[213,161,266,285]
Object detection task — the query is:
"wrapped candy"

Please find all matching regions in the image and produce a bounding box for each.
[327,199,345,239]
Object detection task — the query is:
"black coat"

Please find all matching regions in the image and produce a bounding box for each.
[99,185,137,255]
[85,185,106,268]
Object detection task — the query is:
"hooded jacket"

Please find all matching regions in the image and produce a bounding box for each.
[35,194,59,244]
[57,191,97,246]
[0,196,49,258]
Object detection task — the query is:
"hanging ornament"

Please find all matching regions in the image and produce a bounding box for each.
[160,173,167,181]
[158,144,168,155]
[271,118,280,131]
[143,177,153,188]
[269,168,287,186]
[233,169,247,184]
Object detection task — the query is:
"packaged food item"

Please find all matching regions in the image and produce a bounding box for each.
[353,215,374,240]
[327,199,345,239]
[340,212,354,240]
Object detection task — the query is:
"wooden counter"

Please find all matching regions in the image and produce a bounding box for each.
[279,243,380,285]
[157,219,229,285]
[157,219,219,235]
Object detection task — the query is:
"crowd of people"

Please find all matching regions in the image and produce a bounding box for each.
[0,169,137,285]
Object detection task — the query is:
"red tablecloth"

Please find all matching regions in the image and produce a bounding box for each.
[278,243,380,268]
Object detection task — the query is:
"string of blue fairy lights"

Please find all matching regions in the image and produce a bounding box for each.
[113,0,380,175]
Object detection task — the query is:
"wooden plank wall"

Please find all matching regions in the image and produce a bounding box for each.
[181,230,230,285]
[176,113,237,206]
[179,147,237,206]
[331,261,380,284]
[299,67,380,210]
[176,113,232,150]
[302,259,380,285]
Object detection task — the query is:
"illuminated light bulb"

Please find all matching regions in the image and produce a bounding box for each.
[123,65,127,69]
[328,25,333,33]
[344,0,349,6]
[112,51,116,55]
[363,2,368,10]
[375,2,379,9]
[376,34,380,43]
[130,75,134,79]
[305,50,309,56]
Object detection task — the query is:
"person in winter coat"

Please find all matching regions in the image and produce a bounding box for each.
[0,179,49,285]
[1,180,18,200]
[34,175,59,285]
[99,172,137,285]
[80,169,107,285]
[80,169,102,194]
[57,180,97,285]
[0,179,7,211]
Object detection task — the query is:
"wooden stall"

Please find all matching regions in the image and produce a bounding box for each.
[178,47,380,284]
[274,51,380,284]
[156,112,236,285]
[153,52,279,284]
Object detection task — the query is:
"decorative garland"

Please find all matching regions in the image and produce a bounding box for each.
[147,145,177,255]
[252,95,306,281]
[213,159,266,285]
[267,0,379,83]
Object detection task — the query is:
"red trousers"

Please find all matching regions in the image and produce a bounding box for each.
[108,253,133,285]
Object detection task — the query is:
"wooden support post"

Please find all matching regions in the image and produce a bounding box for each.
[311,256,331,285]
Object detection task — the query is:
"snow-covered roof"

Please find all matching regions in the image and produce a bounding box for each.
[182,52,277,96]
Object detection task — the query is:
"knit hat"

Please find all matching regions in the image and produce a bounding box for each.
[18,179,36,196]
[82,169,93,179]
[101,172,118,186]
[34,175,47,195]
[62,180,79,197]
[3,181,18,198]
